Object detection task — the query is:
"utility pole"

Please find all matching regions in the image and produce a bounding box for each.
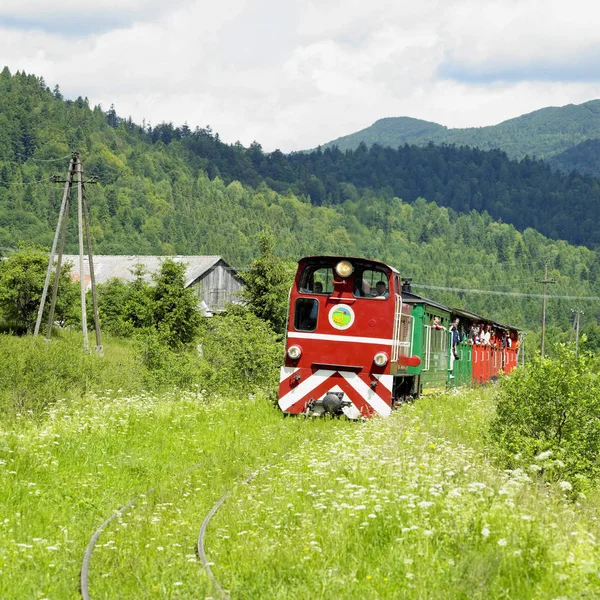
[34,152,102,353]
[536,263,556,358]
[571,309,584,358]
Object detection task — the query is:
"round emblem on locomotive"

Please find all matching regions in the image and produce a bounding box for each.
[329,304,355,330]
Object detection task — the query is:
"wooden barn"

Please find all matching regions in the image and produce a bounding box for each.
[63,255,243,314]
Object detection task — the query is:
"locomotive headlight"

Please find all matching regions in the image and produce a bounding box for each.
[374,352,388,367]
[335,260,354,278]
[287,345,302,360]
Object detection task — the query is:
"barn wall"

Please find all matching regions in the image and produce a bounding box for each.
[191,264,243,311]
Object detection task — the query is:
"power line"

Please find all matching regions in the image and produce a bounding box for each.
[413,283,600,302]
[0,176,56,186]
[29,154,73,163]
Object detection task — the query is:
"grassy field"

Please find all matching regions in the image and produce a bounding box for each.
[2,386,600,599]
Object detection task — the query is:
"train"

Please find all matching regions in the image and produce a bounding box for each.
[278,255,521,419]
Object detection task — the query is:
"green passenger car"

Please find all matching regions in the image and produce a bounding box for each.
[401,284,474,396]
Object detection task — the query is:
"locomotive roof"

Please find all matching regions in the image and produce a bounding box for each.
[299,256,399,274]
[402,290,520,332]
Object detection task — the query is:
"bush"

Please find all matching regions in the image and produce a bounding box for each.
[0,247,79,333]
[135,329,213,390]
[0,332,144,416]
[94,260,201,347]
[489,344,600,492]
[201,310,282,392]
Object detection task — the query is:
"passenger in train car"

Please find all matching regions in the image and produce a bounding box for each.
[490,327,498,348]
[449,318,461,360]
[374,280,389,299]
[481,324,491,346]
[432,316,446,330]
[468,324,477,344]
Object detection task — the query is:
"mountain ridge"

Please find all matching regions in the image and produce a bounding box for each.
[319,100,600,163]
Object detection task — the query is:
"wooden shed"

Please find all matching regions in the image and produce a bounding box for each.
[63,255,243,314]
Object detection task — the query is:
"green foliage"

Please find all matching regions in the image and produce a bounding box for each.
[0,332,143,415]
[92,277,132,336]
[240,230,292,333]
[134,328,211,390]
[96,260,201,348]
[4,68,600,335]
[152,258,201,348]
[0,247,78,332]
[489,345,600,492]
[201,310,281,391]
[122,265,154,331]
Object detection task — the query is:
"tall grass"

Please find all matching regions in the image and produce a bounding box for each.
[0,332,144,416]
[2,342,600,599]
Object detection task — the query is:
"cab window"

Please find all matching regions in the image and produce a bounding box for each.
[353,268,390,299]
[294,298,318,331]
[298,266,334,294]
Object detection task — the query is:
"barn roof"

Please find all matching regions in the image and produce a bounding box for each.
[62,255,233,287]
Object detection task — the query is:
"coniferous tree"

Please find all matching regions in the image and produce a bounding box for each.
[240,230,291,334]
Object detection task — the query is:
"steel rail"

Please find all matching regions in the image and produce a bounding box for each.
[80,484,157,599]
[80,457,207,598]
[81,464,261,599]
[197,470,261,600]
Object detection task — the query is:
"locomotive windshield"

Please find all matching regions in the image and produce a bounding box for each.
[298,266,334,294]
[353,267,390,299]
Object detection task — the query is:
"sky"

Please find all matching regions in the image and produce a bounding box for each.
[2,0,600,152]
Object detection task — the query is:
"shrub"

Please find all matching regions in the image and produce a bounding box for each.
[94,260,201,348]
[0,332,144,416]
[135,328,213,390]
[489,344,600,492]
[152,259,201,348]
[201,310,282,392]
[0,247,78,333]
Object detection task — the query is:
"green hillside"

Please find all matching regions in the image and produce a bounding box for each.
[320,100,600,161]
[2,67,600,333]
[550,139,600,177]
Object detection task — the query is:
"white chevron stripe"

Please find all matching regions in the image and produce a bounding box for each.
[279,369,335,411]
[280,366,299,383]
[288,332,393,345]
[340,371,391,417]
[374,374,393,393]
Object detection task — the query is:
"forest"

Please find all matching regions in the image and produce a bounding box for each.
[2,68,600,334]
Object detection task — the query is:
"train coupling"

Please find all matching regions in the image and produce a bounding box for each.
[306,392,359,419]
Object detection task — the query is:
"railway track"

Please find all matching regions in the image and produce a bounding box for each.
[80,467,262,599]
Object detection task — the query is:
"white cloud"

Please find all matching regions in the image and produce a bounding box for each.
[1,0,600,151]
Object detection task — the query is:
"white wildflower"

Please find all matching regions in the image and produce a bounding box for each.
[559,481,572,491]
[534,450,553,461]
[481,527,490,538]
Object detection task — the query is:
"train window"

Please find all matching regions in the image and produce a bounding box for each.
[294,298,318,331]
[299,267,334,294]
[354,268,390,299]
